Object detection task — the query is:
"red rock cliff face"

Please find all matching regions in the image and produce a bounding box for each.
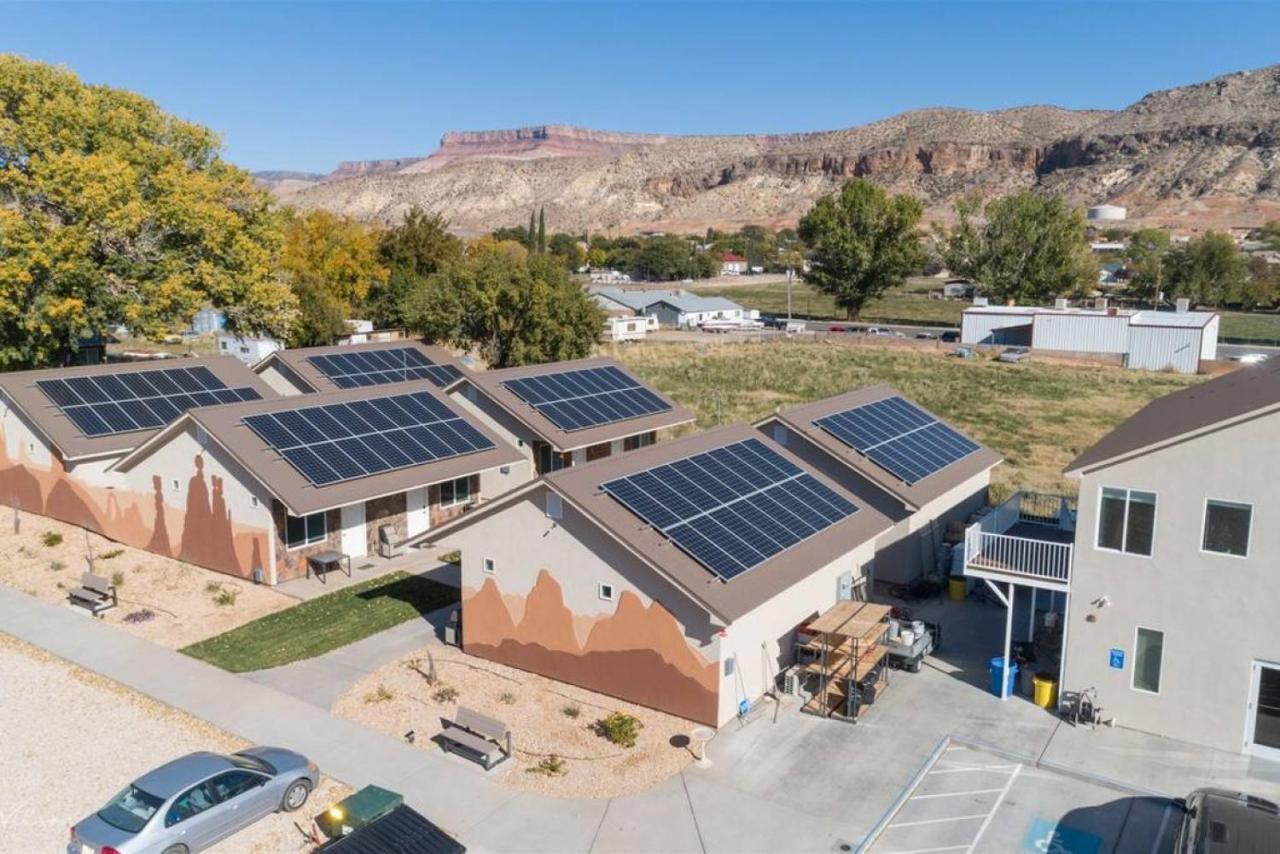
[463,570,719,725]
[433,125,673,162]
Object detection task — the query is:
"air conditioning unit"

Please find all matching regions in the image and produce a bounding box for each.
[781,667,813,703]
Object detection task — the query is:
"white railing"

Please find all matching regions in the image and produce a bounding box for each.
[964,528,1072,584]
[1015,491,1076,531]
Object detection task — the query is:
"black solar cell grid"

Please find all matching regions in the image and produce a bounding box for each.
[242,390,494,487]
[502,365,672,433]
[305,347,462,389]
[814,396,980,485]
[36,368,262,438]
[601,438,858,580]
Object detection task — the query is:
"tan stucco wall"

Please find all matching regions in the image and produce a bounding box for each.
[450,383,537,471]
[1066,410,1280,753]
[255,362,309,396]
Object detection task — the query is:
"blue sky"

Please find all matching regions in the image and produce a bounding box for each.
[5,1,1278,173]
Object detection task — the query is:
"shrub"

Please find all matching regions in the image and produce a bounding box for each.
[110,571,125,588]
[99,548,124,560]
[498,691,517,705]
[432,686,459,703]
[527,755,567,777]
[437,550,461,565]
[212,587,238,607]
[597,712,643,748]
[364,684,394,704]
[40,531,63,547]
[561,704,581,719]
[48,560,66,572]
[124,609,156,624]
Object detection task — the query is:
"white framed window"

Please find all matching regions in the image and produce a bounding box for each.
[597,583,614,602]
[1096,487,1156,557]
[250,496,259,508]
[482,557,495,575]
[1201,499,1252,558]
[772,423,787,445]
[285,512,327,550]
[439,477,472,507]
[1132,626,1164,695]
[546,492,563,520]
[171,478,180,491]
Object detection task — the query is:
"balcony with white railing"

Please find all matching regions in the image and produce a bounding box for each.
[963,491,1076,589]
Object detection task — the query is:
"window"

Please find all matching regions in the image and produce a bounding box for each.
[1133,627,1164,694]
[623,432,656,452]
[96,785,164,834]
[482,557,495,575]
[771,423,787,446]
[538,444,567,474]
[545,492,563,520]
[440,477,471,507]
[165,782,216,827]
[206,770,265,803]
[1097,487,1156,556]
[598,583,614,602]
[1203,499,1252,557]
[171,478,180,491]
[285,512,327,549]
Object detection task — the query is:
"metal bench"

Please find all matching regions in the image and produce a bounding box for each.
[439,706,511,770]
[67,572,117,616]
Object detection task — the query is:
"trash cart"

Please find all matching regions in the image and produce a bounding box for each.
[988,656,1019,697]
[1033,673,1057,709]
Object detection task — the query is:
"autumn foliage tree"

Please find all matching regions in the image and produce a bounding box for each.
[278,210,387,346]
[0,56,297,366]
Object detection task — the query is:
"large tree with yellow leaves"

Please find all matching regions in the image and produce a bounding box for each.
[0,56,297,366]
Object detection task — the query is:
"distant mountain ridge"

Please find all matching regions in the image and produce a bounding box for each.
[257,64,1280,233]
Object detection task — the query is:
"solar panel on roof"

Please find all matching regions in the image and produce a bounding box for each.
[243,390,494,487]
[814,396,980,486]
[601,437,858,581]
[502,365,672,433]
[36,367,262,438]
[306,347,462,389]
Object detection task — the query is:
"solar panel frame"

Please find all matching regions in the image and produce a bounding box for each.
[304,347,463,390]
[601,438,859,581]
[242,390,495,487]
[814,396,980,486]
[502,365,673,434]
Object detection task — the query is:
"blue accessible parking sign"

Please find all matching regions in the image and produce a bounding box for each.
[1109,648,1125,670]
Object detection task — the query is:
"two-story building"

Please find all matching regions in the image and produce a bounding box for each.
[1061,363,1280,757]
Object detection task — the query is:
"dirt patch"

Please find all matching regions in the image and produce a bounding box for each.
[332,643,697,799]
[0,511,293,648]
[0,633,348,852]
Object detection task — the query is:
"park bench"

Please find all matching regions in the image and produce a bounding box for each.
[438,706,511,770]
[67,572,117,616]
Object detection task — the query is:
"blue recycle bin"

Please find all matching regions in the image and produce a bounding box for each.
[988,656,1019,697]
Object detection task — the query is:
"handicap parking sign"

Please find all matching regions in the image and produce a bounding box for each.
[1024,817,1102,854]
[1109,648,1125,670]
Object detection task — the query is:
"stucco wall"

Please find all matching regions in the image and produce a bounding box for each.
[1066,410,1280,753]
[255,362,311,396]
[450,383,537,470]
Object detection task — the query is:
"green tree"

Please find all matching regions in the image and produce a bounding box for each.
[369,207,462,328]
[401,247,602,368]
[537,207,546,253]
[1243,256,1280,310]
[548,232,585,271]
[1251,220,1280,251]
[636,235,696,281]
[1124,228,1172,303]
[1167,232,1247,306]
[527,212,537,253]
[973,193,1096,304]
[932,195,984,281]
[279,210,387,346]
[797,179,925,319]
[0,56,297,366]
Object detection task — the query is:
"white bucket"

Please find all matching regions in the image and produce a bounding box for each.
[900,629,916,646]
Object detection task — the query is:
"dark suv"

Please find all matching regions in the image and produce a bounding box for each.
[1173,788,1280,852]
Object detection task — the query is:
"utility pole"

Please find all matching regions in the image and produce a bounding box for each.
[786,267,794,322]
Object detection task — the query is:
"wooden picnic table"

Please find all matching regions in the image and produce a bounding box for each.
[307,549,352,583]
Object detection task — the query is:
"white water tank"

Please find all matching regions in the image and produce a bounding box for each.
[1088,204,1127,221]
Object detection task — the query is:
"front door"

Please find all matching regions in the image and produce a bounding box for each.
[340,502,367,558]
[406,487,430,539]
[1247,661,1280,760]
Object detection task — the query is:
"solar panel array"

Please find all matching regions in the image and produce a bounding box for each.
[502,365,671,432]
[814,396,980,486]
[36,367,263,437]
[306,347,463,389]
[243,390,494,487]
[601,438,858,580]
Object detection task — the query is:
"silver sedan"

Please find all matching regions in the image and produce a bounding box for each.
[68,747,317,854]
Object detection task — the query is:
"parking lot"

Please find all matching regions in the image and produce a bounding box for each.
[866,743,1178,854]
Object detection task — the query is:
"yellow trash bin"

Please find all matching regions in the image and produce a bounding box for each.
[1033,673,1057,709]
[948,576,967,601]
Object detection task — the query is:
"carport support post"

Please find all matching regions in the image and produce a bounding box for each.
[983,578,1014,701]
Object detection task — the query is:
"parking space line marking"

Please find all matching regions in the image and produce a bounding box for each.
[888,813,989,828]
[927,765,1018,775]
[910,788,1006,800]
[965,764,1021,852]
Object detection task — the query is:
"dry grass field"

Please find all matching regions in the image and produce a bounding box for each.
[609,339,1201,499]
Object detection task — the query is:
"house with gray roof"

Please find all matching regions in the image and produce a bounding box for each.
[590,288,747,329]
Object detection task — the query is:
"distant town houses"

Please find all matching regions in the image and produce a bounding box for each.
[719,252,748,276]
[591,287,749,329]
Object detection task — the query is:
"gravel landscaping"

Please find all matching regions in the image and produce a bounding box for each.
[0,633,348,852]
[0,512,293,648]
[333,643,698,799]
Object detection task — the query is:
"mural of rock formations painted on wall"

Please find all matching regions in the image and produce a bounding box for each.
[464,569,719,725]
[0,429,268,578]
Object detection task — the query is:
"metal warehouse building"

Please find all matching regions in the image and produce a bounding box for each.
[961,304,1219,374]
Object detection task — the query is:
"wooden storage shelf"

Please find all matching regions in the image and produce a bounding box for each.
[796,601,893,725]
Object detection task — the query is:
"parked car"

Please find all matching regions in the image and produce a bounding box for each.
[1236,353,1270,365]
[829,324,847,333]
[1172,787,1280,852]
[997,346,1032,364]
[69,748,317,854]
[940,331,960,343]
[915,331,938,340]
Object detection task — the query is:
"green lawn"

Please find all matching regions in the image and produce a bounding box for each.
[1218,311,1280,344]
[690,279,965,327]
[608,340,1199,500]
[181,571,458,672]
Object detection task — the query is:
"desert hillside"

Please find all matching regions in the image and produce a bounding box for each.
[264,64,1280,233]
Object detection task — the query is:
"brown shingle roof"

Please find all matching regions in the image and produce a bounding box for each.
[461,357,694,452]
[116,379,525,516]
[767,385,1002,510]
[255,340,468,393]
[0,356,277,461]
[1066,364,1280,475]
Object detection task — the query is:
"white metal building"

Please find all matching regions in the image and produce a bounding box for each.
[1087,204,1127,221]
[1126,311,1220,374]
